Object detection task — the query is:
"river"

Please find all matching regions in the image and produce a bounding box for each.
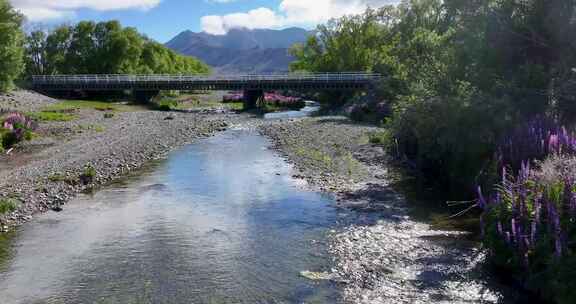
[0,127,340,303]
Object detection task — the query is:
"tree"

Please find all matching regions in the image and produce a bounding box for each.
[0,0,24,92]
[24,20,210,77]
[26,21,209,75]
[25,30,47,76]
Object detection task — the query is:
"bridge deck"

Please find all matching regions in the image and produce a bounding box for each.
[31,73,382,91]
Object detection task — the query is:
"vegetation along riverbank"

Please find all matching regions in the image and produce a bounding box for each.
[288,1,576,302]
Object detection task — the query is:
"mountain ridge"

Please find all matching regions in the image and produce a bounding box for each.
[165,27,311,74]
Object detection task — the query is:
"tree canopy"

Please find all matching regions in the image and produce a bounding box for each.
[25,20,210,77]
[0,0,24,92]
[290,0,576,192]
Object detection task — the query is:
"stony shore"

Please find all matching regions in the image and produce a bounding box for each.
[260,117,508,304]
[0,91,230,231]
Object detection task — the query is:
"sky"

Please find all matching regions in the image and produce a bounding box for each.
[9,0,399,43]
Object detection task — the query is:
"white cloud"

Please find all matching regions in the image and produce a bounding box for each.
[10,0,161,21]
[201,7,281,35]
[201,0,399,34]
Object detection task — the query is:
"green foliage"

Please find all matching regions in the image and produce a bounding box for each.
[481,155,576,304]
[42,100,140,112]
[0,198,19,214]
[79,165,96,185]
[0,0,24,92]
[368,130,391,145]
[155,99,179,111]
[103,113,115,119]
[292,0,576,197]
[48,172,78,185]
[24,20,210,77]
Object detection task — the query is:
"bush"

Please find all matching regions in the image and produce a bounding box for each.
[368,130,390,145]
[479,122,576,304]
[155,99,178,111]
[389,83,505,196]
[0,197,19,214]
[79,165,96,185]
[103,113,115,119]
[1,112,37,151]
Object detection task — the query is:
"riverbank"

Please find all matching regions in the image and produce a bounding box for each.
[0,91,230,231]
[260,117,508,303]
[1,92,509,303]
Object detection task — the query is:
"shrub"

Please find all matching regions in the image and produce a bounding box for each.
[0,198,19,214]
[368,130,390,145]
[103,113,115,119]
[79,165,96,185]
[0,112,37,150]
[389,84,504,196]
[155,99,178,111]
[479,121,576,304]
[223,93,243,103]
[497,116,576,173]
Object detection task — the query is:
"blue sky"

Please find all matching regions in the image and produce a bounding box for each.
[10,0,398,43]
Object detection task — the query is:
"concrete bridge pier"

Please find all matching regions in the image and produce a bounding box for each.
[133,90,159,104]
[243,89,264,110]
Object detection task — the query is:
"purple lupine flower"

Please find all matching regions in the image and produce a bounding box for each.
[530,221,537,246]
[549,134,559,154]
[549,204,563,258]
[511,218,517,242]
[497,221,503,236]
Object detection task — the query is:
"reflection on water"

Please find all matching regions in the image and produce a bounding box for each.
[0,129,339,304]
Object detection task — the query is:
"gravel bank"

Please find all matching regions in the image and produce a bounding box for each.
[0,92,231,231]
[0,90,57,112]
[260,116,507,303]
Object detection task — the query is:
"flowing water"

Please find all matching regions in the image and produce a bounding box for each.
[263,102,320,120]
[0,128,340,304]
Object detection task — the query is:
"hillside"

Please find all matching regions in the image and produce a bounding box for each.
[166,27,311,74]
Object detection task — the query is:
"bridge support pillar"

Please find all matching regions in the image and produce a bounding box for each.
[243,89,264,110]
[133,90,159,104]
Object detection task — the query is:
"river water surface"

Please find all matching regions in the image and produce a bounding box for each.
[0,128,340,303]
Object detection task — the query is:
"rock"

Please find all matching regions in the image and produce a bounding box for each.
[300,271,335,281]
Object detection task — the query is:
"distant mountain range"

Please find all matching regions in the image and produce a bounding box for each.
[165,27,311,74]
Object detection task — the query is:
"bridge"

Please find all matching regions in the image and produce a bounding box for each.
[31,73,382,108]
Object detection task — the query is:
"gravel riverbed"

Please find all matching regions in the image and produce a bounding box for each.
[0,91,231,231]
[260,117,509,303]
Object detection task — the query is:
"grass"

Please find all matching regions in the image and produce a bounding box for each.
[42,100,144,113]
[295,147,334,169]
[48,172,78,185]
[368,130,391,145]
[0,198,19,214]
[27,111,76,122]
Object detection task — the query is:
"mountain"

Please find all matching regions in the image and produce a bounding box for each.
[165,27,311,74]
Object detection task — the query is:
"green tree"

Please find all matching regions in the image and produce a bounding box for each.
[0,0,24,92]
[25,30,47,76]
[24,20,210,77]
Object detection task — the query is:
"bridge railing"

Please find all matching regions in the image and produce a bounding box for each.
[31,73,383,84]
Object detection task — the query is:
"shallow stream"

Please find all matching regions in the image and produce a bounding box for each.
[0,128,340,303]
